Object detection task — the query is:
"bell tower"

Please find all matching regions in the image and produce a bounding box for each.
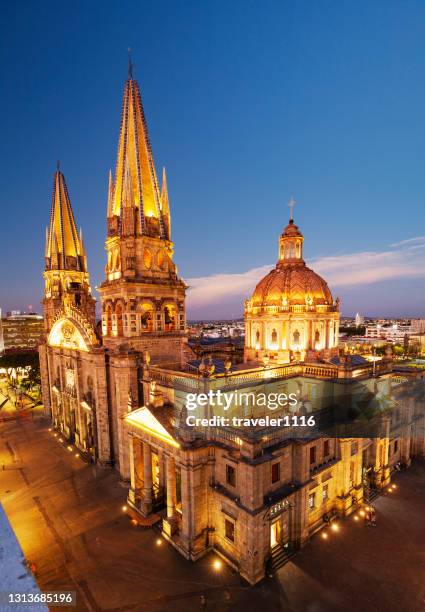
[99,67,188,364]
[43,168,96,333]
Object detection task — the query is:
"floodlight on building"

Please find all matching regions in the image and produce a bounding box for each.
[213,558,222,570]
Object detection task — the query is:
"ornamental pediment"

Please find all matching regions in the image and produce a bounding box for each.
[48,311,98,352]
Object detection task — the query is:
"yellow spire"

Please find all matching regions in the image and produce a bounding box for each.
[107,169,114,218]
[111,72,164,235]
[46,169,85,271]
[161,167,171,239]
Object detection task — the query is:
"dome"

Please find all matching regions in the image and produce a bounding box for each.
[252,263,333,307]
[281,219,303,237]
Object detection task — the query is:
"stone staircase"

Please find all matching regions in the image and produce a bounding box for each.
[269,544,296,573]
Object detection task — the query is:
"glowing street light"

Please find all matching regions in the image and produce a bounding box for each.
[213,558,222,571]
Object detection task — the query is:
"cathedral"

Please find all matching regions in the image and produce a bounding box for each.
[39,67,425,585]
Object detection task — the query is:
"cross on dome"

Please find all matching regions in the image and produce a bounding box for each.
[288,197,296,221]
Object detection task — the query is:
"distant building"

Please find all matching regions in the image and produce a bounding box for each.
[365,323,411,344]
[355,313,364,327]
[0,312,44,353]
[410,319,425,334]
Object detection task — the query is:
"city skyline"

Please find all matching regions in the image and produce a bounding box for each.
[2,1,425,318]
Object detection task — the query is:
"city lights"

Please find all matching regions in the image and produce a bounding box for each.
[321,532,328,539]
[156,538,162,546]
[122,505,127,512]
[331,523,339,532]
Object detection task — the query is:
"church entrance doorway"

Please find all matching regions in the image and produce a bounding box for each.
[270,519,282,548]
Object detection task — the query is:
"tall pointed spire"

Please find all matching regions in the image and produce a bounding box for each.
[110,68,164,236]
[121,161,136,236]
[107,169,115,218]
[46,169,85,271]
[161,167,171,238]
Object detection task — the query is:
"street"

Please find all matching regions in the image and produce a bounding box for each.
[1,415,425,611]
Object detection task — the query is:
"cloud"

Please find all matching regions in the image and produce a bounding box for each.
[389,236,425,248]
[186,238,425,313]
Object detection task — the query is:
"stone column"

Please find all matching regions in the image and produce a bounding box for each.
[163,455,177,536]
[179,466,193,558]
[141,442,153,516]
[336,438,353,514]
[128,436,143,509]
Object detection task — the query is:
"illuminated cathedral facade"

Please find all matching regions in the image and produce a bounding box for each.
[39,67,425,585]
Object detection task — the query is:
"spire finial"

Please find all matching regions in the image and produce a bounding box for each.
[56,160,60,172]
[288,197,296,221]
[128,47,133,79]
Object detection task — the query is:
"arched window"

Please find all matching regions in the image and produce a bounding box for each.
[139,302,154,332]
[271,329,277,344]
[106,304,112,336]
[315,330,320,347]
[164,304,176,331]
[115,304,123,336]
[256,330,260,342]
[293,330,300,347]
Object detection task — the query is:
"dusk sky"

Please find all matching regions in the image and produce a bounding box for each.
[2,1,425,319]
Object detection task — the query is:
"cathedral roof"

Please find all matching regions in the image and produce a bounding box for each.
[250,214,335,308]
[108,67,170,239]
[45,169,85,271]
[281,219,303,238]
[252,263,333,307]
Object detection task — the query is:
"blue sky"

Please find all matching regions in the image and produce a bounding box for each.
[1,0,425,319]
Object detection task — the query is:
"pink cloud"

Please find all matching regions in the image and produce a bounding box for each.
[186,237,425,310]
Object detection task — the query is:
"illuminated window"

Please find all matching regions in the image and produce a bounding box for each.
[225,518,235,542]
[164,304,176,331]
[226,464,236,487]
[322,484,328,502]
[308,493,315,509]
[271,462,280,483]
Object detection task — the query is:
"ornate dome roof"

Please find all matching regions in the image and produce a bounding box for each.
[252,262,333,307]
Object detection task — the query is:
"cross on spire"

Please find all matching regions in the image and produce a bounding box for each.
[288,197,296,221]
